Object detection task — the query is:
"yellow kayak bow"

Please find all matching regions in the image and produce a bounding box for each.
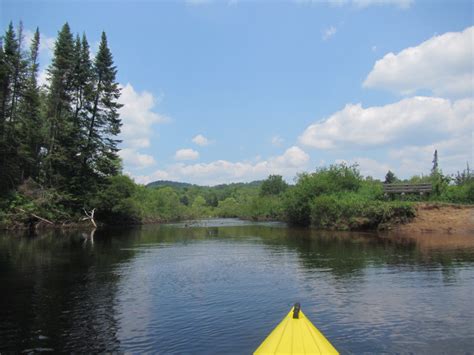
[254,303,339,355]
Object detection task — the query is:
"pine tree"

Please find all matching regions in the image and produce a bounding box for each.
[431,150,438,175]
[44,22,78,189]
[71,33,92,126]
[384,170,397,184]
[0,22,28,193]
[0,22,18,123]
[82,31,122,182]
[18,27,42,180]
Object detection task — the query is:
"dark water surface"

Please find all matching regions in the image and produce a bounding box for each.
[1,219,473,354]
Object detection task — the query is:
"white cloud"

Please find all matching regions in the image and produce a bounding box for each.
[192,134,210,146]
[118,83,169,171]
[322,26,337,41]
[299,96,472,149]
[364,26,474,97]
[38,68,48,87]
[340,157,392,179]
[389,135,473,177]
[24,29,55,57]
[119,148,156,169]
[134,146,310,185]
[175,148,200,161]
[271,135,285,147]
[119,83,169,149]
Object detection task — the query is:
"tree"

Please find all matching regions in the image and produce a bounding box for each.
[0,22,29,193]
[260,175,288,196]
[44,22,77,189]
[82,31,122,182]
[18,27,42,181]
[431,149,439,175]
[384,170,397,184]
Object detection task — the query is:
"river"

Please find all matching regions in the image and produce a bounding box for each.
[1,219,473,353]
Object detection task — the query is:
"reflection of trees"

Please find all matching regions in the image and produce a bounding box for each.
[1,222,474,351]
[0,229,137,352]
[142,223,474,279]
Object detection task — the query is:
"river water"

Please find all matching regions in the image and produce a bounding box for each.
[0,219,473,353]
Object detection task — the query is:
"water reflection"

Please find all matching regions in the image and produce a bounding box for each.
[0,220,473,353]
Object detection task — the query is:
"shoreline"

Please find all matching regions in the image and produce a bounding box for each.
[1,202,473,234]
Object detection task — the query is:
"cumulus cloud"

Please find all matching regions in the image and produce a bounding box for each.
[175,148,200,161]
[364,26,474,97]
[337,157,392,179]
[118,83,169,170]
[134,146,310,185]
[322,26,337,41]
[192,134,211,146]
[389,135,473,177]
[299,96,472,149]
[119,148,156,169]
[119,83,169,149]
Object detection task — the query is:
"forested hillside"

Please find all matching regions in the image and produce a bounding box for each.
[0,22,124,227]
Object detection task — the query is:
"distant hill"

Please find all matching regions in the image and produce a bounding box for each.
[146,180,264,189]
[146,180,196,188]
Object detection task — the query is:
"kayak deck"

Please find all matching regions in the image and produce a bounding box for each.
[254,304,339,355]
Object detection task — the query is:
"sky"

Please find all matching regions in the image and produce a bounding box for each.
[1,0,473,185]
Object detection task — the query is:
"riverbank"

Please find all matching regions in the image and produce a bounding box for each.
[394,203,474,234]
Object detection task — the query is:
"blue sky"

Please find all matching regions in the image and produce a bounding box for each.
[2,0,473,185]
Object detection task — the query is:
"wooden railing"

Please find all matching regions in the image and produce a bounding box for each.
[383,183,432,194]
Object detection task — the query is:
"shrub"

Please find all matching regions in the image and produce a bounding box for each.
[284,164,363,226]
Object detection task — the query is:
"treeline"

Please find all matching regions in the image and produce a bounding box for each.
[0,22,123,227]
[98,158,473,230]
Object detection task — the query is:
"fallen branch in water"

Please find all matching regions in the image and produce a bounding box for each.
[17,208,54,225]
[82,208,97,228]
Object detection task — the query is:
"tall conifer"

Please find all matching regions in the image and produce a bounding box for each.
[83,31,122,180]
[18,27,42,180]
[44,22,77,188]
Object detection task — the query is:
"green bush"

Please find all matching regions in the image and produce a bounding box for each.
[437,181,474,204]
[309,192,415,230]
[216,197,240,217]
[284,164,362,226]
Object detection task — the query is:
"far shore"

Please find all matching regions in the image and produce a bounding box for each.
[2,202,473,235]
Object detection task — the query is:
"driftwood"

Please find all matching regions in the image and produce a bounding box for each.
[18,208,54,224]
[82,208,97,228]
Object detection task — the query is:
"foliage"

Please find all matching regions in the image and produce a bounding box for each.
[283,164,362,226]
[384,170,397,184]
[310,193,415,230]
[0,22,123,226]
[259,175,288,196]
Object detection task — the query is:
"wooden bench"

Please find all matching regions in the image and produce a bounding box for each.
[383,183,432,195]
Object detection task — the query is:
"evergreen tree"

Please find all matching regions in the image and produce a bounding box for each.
[82,31,122,182]
[431,149,439,175]
[71,33,92,127]
[0,22,28,193]
[0,22,18,123]
[384,170,397,184]
[17,27,42,180]
[44,22,78,189]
